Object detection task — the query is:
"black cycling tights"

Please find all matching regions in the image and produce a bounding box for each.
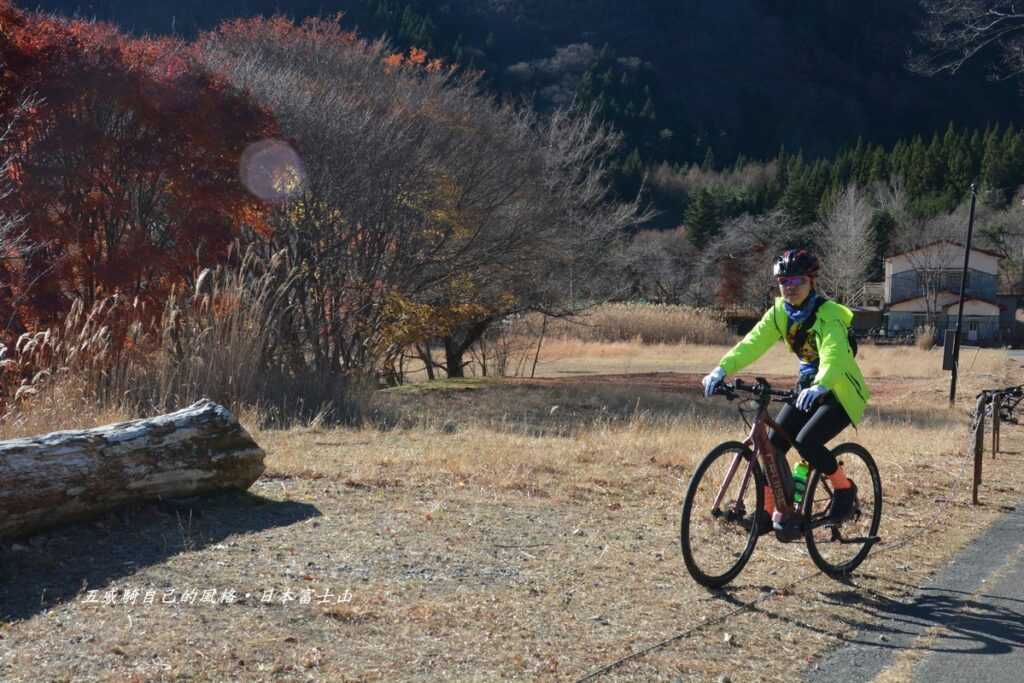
[768,393,851,476]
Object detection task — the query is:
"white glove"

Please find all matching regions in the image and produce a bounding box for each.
[702,367,726,398]
[796,384,829,412]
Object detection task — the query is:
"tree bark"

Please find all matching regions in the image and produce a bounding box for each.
[0,399,265,539]
[417,342,436,381]
[444,318,496,379]
[444,337,467,378]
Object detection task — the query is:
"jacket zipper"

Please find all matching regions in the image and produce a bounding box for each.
[844,371,866,402]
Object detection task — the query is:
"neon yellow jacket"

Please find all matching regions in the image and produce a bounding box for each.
[718,297,870,424]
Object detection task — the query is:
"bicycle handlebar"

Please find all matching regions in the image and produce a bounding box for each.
[713,377,797,404]
[976,385,1024,399]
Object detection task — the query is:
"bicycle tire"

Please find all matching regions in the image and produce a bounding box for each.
[680,441,765,588]
[803,443,882,578]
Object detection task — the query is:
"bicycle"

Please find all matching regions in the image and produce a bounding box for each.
[680,377,882,588]
[980,385,1024,424]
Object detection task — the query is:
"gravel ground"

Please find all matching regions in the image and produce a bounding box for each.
[1,372,1022,681]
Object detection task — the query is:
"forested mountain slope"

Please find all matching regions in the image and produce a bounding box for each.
[34,0,1022,165]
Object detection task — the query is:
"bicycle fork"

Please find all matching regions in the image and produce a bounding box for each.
[711,450,754,513]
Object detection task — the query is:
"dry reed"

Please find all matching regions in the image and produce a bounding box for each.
[516,303,737,346]
[1,246,370,431]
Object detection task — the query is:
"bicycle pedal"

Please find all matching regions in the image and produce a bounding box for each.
[773,517,804,543]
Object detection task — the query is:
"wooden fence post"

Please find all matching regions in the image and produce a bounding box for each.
[973,392,987,505]
[992,391,1002,458]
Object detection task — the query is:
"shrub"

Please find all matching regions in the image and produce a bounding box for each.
[2,247,372,428]
[915,325,937,350]
[513,303,737,346]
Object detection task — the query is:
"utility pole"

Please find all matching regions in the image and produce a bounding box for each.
[949,183,978,405]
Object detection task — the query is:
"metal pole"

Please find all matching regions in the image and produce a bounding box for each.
[950,183,979,406]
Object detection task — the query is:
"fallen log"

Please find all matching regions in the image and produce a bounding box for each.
[0,399,265,539]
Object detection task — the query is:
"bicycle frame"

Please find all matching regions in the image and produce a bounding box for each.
[711,403,807,519]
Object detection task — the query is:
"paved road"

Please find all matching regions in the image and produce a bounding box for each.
[805,504,1024,682]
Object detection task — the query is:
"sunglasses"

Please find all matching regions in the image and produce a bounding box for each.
[777,275,809,287]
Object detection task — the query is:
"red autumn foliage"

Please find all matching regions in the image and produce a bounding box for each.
[716,258,746,306]
[408,46,427,65]
[213,14,360,58]
[0,1,278,333]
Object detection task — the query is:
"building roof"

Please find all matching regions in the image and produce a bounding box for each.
[888,292,999,307]
[884,240,1002,261]
[940,297,1002,311]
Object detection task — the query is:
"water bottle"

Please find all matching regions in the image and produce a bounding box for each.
[792,460,809,504]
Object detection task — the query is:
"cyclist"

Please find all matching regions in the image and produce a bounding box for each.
[700,249,870,540]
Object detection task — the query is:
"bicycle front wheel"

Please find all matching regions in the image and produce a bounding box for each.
[803,443,882,577]
[680,441,764,588]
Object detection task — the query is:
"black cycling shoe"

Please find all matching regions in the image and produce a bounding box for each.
[739,509,773,536]
[773,515,804,543]
[826,481,859,523]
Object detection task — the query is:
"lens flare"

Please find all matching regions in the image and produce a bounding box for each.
[240,140,306,202]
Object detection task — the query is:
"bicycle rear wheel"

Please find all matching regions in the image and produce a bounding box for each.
[680,441,764,588]
[803,443,882,577]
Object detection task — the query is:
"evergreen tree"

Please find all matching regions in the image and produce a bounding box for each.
[946,129,974,202]
[867,211,896,281]
[622,147,643,177]
[702,146,716,172]
[685,189,721,249]
[904,135,928,198]
[889,139,908,184]
[981,124,1010,207]
[779,175,818,229]
[867,145,888,184]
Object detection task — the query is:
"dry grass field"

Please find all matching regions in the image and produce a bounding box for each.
[1,340,1022,681]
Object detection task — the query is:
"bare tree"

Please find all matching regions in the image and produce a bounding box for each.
[692,211,789,310]
[815,185,875,303]
[613,227,697,304]
[973,202,1024,292]
[433,104,647,376]
[0,97,40,335]
[911,1,1024,78]
[200,18,646,382]
[873,176,912,221]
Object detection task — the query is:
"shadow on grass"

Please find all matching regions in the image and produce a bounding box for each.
[0,490,319,622]
[708,575,1024,658]
[817,581,1024,655]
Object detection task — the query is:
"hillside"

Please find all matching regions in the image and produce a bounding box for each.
[34,0,1023,165]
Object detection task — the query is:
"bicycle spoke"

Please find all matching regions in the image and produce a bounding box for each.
[804,444,882,577]
[681,442,763,588]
